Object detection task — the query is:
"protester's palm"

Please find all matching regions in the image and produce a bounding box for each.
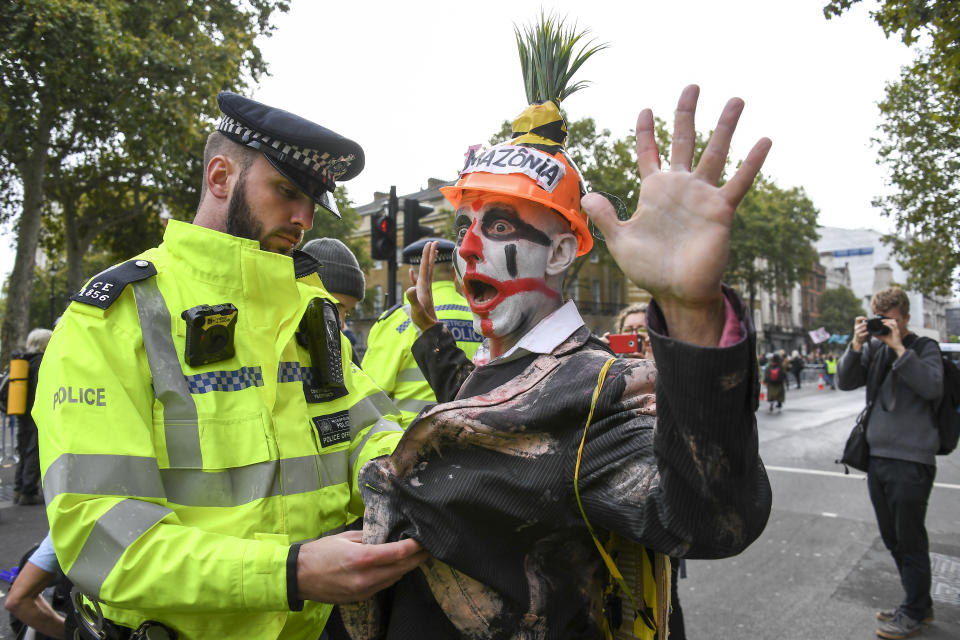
[583,85,771,310]
[607,172,734,306]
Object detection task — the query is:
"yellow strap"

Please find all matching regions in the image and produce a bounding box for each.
[573,358,656,636]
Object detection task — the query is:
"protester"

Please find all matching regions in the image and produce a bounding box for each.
[763,352,786,412]
[837,287,943,639]
[340,18,773,637]
[301,237,365,361]
[12,328,50,506]
[34,92,426,639]
[4,533,68,639]
[790,350,805,390]
[361,237,481,426]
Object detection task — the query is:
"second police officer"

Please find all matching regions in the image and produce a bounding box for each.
[360,238,482,427]
[35,93,427,639]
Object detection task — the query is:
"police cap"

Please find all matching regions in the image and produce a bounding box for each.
[403,237,457,265]
[217,92,364,218]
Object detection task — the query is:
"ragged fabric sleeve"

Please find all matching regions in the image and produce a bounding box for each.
[576,285,771,560]
[411,322,476,403]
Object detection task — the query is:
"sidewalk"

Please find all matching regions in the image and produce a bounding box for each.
[0,442,51,639]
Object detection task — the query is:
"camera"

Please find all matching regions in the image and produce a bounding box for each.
[609,333,642,354]
[866,314,891,337]
[181,304,238,366]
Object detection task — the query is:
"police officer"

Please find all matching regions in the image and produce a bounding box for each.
[360,238,482,426]
[35,92,426,639]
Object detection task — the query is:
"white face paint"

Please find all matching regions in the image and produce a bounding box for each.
[453,194,563,350]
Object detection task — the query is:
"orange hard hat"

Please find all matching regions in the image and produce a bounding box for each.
[440,101,593,256]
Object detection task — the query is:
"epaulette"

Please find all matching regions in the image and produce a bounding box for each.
[70,260,157,310]
[377,301,405,323]
[291,250,321,279]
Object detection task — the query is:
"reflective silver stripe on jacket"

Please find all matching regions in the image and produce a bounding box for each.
[43,454,165,504]
[396,397,433,414]
[348,391,400,438]
[396,367,428,383]
[133,280,202,469]
[67,499,172,597]
[43,452,351,508]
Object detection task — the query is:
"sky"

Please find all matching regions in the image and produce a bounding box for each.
[1,0,917,284]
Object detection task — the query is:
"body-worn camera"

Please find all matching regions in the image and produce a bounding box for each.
[297,298,347,403]
[866,314,892,336]
[181,304,238,367]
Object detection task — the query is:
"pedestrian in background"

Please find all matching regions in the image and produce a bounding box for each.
[13,328,50,506]
[790,350,805,389]
[763,352,786,412]
[825,353,838,390]
[837,286,943,639]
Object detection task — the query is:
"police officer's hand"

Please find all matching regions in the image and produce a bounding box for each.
[406,241,439,331]
[582,85,771,347]
[297,530,428,603]
[851,316,869,352]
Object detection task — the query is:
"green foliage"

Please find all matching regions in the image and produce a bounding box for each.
[514,13,608,105]
[303,186,373,272]
[874,54,960,295]
[824,0,960,91]
[0,0,289,361]
[725,177,820,309]
[824,0,960,294]
[818,285,865,335]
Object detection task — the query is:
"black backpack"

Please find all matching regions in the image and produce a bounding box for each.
[911,338,960,455]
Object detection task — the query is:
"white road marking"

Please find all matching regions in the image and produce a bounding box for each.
[765,464,960,490]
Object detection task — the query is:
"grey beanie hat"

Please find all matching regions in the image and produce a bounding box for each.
[301,238,365,301]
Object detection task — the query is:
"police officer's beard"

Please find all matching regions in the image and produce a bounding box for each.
[225,169,265,249]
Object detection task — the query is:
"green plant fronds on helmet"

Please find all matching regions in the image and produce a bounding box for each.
[514,12,609,107]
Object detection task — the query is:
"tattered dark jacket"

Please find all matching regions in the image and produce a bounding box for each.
[348,291,772,639]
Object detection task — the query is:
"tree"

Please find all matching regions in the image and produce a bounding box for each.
[725,178,821,313]
[818,285,866,335]
[824,1,960,294]
[873,54,960,295]
[0,0,289,363]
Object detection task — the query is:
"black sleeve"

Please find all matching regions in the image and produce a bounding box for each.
[411,322,477,403]
[578,285,771,560]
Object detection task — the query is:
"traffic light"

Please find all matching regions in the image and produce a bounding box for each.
[403,198,434,248]
[370,187,397,260]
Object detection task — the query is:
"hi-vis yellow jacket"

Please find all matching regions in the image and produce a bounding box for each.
[34,221,404,639]
[360,280,481,426]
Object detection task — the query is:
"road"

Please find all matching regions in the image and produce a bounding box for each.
[683,384,960,639]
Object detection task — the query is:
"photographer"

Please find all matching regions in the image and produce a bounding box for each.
[837,286,943,639]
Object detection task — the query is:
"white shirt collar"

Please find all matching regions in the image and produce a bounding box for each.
[475,301,585,365]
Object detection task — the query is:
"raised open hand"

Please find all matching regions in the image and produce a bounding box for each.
[405,240,439,331]
[582,85,771,341]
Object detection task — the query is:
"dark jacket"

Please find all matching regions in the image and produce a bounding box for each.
[345,293,771,639]
[837,335,942,465]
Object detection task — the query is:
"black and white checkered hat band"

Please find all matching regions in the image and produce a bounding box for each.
[218,115,355,189]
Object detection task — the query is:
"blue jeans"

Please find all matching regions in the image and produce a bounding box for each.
[867,456,935,620]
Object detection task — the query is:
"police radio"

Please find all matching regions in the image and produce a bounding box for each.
[297,298,348,403]
[181,304,238,367]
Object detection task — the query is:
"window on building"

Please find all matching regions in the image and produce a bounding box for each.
[611,280,621,310]
[591,279,601,313]
[570,278,579,303]
[590,250,600,264]
[373,285,384,316]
